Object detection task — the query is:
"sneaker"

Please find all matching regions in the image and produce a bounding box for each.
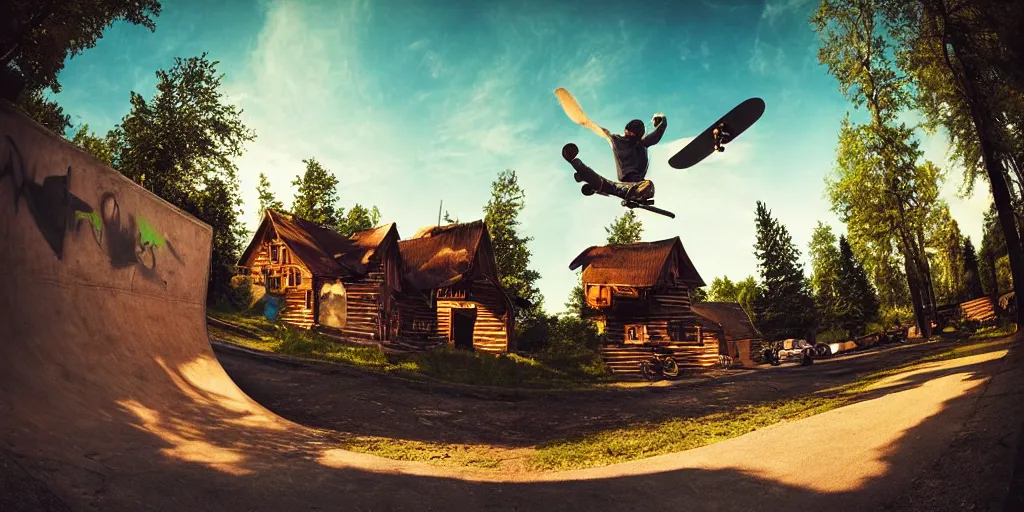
[628,180,654,202]
[562,143,579,162]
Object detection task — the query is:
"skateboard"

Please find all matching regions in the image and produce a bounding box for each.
[562,143,675,219]
[668,98,765,169]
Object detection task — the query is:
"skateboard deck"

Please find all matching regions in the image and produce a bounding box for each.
[668,98,765,169]
[564,144,675,219]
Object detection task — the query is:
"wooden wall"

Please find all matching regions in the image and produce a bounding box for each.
[595,283,727,376]
[245,241,315,329]
[602,284,700,343]
[394,277,512,353]
[436,277,510,353]
[337,269,385,340]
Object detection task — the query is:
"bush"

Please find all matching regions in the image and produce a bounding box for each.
[229,276,256,310]
[816,328,849,343]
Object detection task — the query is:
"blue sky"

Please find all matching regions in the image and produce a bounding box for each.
[50,0,990,314]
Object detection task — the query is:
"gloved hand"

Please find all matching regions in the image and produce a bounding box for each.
[652,113,666,127]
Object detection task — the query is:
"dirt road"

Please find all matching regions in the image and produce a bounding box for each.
[212,338,972,448]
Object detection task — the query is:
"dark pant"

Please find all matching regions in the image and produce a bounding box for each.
[571,157,638,196]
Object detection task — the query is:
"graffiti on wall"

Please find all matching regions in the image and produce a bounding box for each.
[1,135,183,281]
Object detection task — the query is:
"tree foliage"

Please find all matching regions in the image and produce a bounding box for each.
[808,221,843,331]
[71,124,116,166]
[961,236,984,300]
[884,0,1024,325]
[255,172,283,220]
[11,87,70,134]
[836,235,880,334]
[813,0,943,336]
[291,158,341,228]
[483,169,543,320]
[751,201,817,340]
[1,0,162,97]
[925,204,967,304]
[337,204,382,237]
[110,53,254,302]
[605,210,643,245]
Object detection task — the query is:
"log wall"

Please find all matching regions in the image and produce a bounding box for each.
[596,283,727,376]
[603,284,699,343]
[245,241,315,329]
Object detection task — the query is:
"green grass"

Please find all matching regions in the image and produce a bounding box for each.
[970,323,1018,340]
[207,310,611,390]
[336,435,505,469]
[528,396,843,470]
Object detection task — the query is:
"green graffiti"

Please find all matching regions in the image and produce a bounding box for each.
[75,210,103,233]
[136,217,166,248]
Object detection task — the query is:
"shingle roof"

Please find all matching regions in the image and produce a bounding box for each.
[691,302,760,340]
[238,210,397,277]
[398,221,486,290]
[266,210,351,276]
[339,222,398,274]
[568,237,705,287]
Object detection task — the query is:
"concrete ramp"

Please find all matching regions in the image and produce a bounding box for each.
[0,103,317,509]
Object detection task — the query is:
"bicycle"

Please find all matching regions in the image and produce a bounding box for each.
[639,347,680,381]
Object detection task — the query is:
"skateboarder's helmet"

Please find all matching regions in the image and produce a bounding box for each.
[625,119,645,139]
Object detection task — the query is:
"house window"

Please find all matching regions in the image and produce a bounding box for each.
[625,324,647,345]
[270,245,279,263]
[305,290,313,309]
[295,271,302,286]
[287,269,295,287]
[586,285,612,308]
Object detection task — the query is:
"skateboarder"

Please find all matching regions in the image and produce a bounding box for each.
[562,113,667,202]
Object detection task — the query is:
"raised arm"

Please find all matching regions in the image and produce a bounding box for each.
[642,113,667,147]
[581,119,612,143]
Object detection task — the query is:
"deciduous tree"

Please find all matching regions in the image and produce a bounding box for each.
[110,53,254,302]
[291,158,341,228]
[255,172,283,220]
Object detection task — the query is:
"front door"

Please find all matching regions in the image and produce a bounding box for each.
[451,308,476,350]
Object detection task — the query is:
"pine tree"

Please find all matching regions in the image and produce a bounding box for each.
[483,169,543,320]
[962,237,984,299]
[836,235,880,335]
[808,222,843,331]
[291,158,341,228]
[256,172,284,219]
[751,201,817,340]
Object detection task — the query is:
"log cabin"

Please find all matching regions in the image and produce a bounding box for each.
[568,237,713,376]
[395,220,517,353]
[690,301,763,367]
[236,209,402,341]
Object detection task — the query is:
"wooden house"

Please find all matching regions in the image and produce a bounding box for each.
[568,237,713,376]
[690,302,763,367]
[236,209,402,341]
[395,220,517,353]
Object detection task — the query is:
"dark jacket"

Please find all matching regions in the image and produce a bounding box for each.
[608,120,667,182]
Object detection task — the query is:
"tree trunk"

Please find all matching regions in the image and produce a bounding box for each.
[929,0,1024,326]
[903,252,930,338]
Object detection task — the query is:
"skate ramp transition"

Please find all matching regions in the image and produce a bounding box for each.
[0,103,1009,512]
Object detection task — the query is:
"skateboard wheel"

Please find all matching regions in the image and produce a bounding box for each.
[582,184,595,196]
[573,172,583,183]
